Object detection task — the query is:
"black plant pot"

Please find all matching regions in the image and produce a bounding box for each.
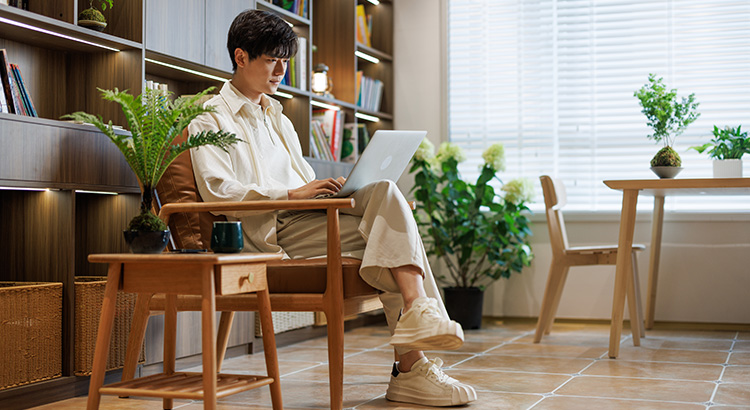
[123,230,170,254]
[443,287,484,330]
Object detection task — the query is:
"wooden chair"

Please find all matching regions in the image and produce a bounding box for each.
[534,175,646,345]
[121,131,384,410]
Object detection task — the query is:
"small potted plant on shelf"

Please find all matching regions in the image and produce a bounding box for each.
[689,125,749,178]
[63,87,241,253]
[78,0,113,32]
[409,140,534,329]
[634,73,700,179]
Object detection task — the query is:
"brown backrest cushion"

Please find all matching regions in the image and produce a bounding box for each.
[156,129,224,249]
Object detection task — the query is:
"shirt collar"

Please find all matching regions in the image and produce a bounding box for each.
[220,81,282,117]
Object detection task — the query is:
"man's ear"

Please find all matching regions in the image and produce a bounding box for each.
[234,48,246,68]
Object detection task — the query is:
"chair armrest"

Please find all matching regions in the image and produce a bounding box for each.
[158,198,355,224]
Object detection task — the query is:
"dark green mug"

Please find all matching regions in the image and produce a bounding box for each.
[211,221,244,253]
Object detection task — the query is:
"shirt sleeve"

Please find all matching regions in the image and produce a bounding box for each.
[188,113,289,216]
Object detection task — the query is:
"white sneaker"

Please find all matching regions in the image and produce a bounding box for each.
[390,297,464,351]
[386,357,477,406]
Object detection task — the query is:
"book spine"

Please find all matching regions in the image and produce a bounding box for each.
[8,67,26,115]
[0,49,19,114]
[297,37,307,91]
[11,64,36,117]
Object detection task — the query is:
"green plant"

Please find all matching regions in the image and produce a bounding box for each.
[62,87,241,231]
[634,74,700,167]
[689,125,750,160]
[409,140,534,289]
[79,1,113,23]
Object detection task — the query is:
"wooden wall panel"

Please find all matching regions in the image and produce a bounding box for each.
[205,0,252,73]
[145,0,205,64]
[74,193,139,277]
[29,0,75,23]
[0,117,139,190]
[313,0,356,104]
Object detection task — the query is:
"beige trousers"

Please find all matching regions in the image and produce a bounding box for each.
[276,180,448,351]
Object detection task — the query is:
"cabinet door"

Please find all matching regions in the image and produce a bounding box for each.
[205,0,253,72]
[145,0,206,64]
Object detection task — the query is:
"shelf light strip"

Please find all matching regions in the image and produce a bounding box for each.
[75,190,118,195]
[274,91,294,99]
[0,186,50,192]
[355,112,380,122]
[368,0,381,5]
[0,17,120,52]
[311,100,341,111]
[145,58,228,82]
[355,50,380,64]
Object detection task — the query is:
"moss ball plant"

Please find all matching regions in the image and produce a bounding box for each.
[79,8,105,22]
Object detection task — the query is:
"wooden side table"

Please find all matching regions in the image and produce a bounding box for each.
[86,253,284,410]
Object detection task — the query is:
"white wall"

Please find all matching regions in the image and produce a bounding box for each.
[393,0,750,324]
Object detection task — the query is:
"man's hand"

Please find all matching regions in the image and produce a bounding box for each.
[288,177,346,199]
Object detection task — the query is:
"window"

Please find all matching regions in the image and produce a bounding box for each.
[448,0,750,211]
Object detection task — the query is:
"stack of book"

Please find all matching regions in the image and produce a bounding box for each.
[281,37,307,91]
[310,109,345,161]
[341,123,371,164]
[0,49,37,117]
[355,71,384,113]
[270,0,309,19]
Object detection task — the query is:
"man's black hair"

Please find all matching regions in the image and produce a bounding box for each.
[227,9,298,72]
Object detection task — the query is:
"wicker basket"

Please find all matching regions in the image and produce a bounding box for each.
[255,312,315,337]
[0,282,62,390]
[74,277,145,375]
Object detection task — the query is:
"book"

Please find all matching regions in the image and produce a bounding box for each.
[0,49,21,115]
[356,123,370,155]
[297,37,307,91]
[310,120,333,161]
[10,64,37,117]
[341,123,358,164]
[356,5,371,47]
[312,109,346,161]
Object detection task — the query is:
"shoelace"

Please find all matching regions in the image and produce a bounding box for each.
[423,358,454,385]
[410,298,442,320]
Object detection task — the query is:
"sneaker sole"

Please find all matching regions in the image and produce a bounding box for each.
[390,323,464,351]
[386,384,477,406]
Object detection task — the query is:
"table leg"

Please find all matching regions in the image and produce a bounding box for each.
[86,263,122,410]
[609,189,639,359]
[202,270,218,410]
[257,287,283,410]
[163,294,177,410]
[646,195,665,329]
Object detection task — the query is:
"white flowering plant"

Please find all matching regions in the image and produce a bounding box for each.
[410,141,534,289]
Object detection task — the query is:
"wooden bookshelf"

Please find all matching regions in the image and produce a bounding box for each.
[0,1,394,407]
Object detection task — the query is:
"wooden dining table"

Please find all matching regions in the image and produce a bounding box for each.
[603,177,750,358]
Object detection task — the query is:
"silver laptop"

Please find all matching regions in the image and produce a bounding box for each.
[327,130,427,198]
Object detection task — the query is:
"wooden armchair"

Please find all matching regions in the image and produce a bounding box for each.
[534,175,645,345]
[121,132,383,410]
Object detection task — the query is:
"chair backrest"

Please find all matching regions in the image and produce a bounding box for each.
[539,175,570,255]
[155,129,225,250]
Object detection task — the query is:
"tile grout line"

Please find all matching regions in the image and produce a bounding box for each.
[707,332,738,407]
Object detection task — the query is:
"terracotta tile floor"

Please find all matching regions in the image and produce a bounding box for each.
[32,320,750,409]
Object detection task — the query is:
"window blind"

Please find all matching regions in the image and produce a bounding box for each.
[448,0,750,211]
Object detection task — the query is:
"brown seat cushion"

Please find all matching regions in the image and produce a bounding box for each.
[156,130,378,298]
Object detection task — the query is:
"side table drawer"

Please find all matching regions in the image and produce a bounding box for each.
[216,263,268,295]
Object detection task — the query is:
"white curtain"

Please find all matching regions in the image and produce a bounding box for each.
[448,0,750,211]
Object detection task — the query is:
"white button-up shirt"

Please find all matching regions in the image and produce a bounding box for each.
[189,81,316,254]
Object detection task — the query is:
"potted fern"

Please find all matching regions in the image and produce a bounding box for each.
[410,140,534,329]
[78,0,113,32]
[63,87,240,253]
[634,74,700,178]
[690,125,749,178]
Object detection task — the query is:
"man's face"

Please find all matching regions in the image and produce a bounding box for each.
[240,53,288,97]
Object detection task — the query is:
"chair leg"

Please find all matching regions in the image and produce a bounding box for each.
[325,308,345,410]
[121,293,153,386]
[257,290,282,410]
[534,262,568,343]
[544,266,570,336]
[216,311,235,373]
[632,252,646,337]
[626,255,642,346]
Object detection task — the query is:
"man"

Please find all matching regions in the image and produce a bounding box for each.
[188,9,477,407]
